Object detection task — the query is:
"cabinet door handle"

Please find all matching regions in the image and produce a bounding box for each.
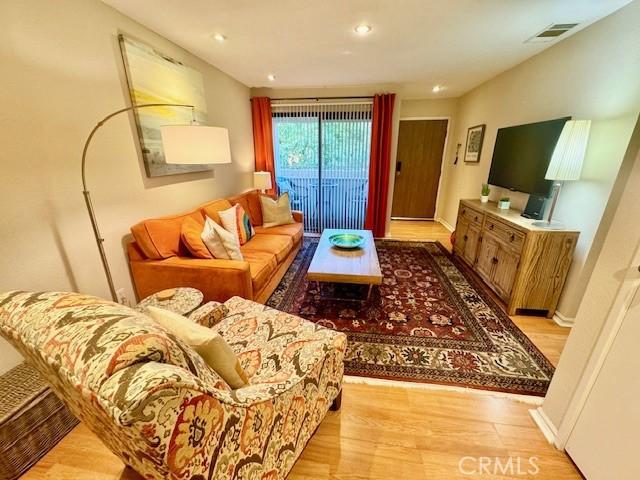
[492,257,498,264]
[489,224,494,230]
[510,234,515,242]
[463,235,468,241]
[475,216,478,221]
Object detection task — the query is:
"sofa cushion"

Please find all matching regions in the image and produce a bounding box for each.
[219,204,255,246]
[219,297,347,387]
[147,306,249,389]
[131,210,204,260]
[228,190,263,226]
[242,234,293,263]
[180,216,212,259]
[199,198,233,225]
[254,222,303,244]
[241,250,277,293]
[259,192,295,228]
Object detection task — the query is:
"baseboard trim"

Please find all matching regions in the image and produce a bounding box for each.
[553,311,575,327]
[437,217,454,232]
[529,407,559,446]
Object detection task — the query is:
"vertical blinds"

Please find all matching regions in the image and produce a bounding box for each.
[271,100,373,233]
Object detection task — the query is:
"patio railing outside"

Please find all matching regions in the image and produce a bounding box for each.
[272,102,372,233]
[277,169,368,233]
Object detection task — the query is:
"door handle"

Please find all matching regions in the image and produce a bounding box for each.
[396,161,402,174]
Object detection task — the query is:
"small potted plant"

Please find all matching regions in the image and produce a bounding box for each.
[481,183,490,203]
[498,196,511,210]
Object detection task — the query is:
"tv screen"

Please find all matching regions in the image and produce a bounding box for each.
[488,117,570,196]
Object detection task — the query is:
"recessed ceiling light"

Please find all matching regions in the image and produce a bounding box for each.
[213,33,226,42]
[354,24,372,35]
[432,85,443,93]
[267,74,276,81]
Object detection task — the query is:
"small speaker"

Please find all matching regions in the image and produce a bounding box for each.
[522,194,546,220]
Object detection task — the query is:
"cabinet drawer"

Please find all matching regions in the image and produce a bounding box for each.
[484,216,525,252]
[460,205,484,227]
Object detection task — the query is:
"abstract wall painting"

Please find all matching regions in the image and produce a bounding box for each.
[119,34,211,177]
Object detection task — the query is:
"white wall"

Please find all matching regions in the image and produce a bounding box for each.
[0,0,255,374]
[436,1,640,319]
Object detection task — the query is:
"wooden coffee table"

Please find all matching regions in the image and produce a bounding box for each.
[307,229,383,299]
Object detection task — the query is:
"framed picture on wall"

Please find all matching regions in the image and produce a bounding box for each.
[464,124,486,163]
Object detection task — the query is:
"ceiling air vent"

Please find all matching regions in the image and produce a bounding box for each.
[526,23,579,43]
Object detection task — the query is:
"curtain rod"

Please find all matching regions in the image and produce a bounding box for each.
[256,95,374,101]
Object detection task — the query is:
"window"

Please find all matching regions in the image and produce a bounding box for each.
[272,101,372,233]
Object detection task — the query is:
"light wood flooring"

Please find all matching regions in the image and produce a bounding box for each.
[21,220,579,479]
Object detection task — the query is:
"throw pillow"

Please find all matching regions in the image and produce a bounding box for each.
[219,204,255,245]
[260,192,295,228]
[146,306,249,389]
[201,216,243,260]
[180,216,213,259]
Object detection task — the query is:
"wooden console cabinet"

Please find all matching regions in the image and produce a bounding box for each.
[453,199,578,317]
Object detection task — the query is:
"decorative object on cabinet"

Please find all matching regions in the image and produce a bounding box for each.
[454,199,578,317]
[498,196,511,209]
[522,194,547,220]
[119,34,211,177]
[533,120,591,229]
[481,183,490,203]
[464,124,486,163]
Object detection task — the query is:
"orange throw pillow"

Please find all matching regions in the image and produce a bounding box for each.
[180,216,212,259]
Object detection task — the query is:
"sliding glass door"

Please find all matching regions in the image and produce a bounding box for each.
[272,101,372,233]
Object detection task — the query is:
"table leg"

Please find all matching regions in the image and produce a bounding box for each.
[366,284,373,300]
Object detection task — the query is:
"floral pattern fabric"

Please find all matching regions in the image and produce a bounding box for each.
[0,291,345,479]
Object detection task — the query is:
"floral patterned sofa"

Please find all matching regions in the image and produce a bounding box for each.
[0,291,346,480]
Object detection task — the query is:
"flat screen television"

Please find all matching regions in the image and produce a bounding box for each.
[487,117,570,196]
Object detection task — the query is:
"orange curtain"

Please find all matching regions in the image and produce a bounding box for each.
[250,97,276,195]
[365,93,396,237]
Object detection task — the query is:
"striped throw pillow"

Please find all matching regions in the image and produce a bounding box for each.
[219,204,255,245]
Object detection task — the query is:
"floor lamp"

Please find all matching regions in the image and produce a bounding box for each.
[533,119,591,230]
[81,103,232,301]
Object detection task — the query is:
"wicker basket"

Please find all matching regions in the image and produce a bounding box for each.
[0,362,79,480]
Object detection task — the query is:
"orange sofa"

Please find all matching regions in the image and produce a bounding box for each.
[128,190,303,304]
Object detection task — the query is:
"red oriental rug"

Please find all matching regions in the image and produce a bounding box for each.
[267,238,555,396]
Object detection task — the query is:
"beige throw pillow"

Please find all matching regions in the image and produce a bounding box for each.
[260,192,295,228]
[146,306,249,389]
[201,216,243,260]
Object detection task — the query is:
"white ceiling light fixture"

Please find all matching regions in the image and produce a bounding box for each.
[354,24,372,35]
[432,85,443,93]
[212,33,226,42]
[267,74,276,81]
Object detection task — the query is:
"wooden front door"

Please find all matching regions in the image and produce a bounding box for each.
[391,119,448,219]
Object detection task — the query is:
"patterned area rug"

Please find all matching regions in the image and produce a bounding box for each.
[267,238,555,396]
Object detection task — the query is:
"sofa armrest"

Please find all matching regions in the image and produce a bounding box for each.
[292,210,303,224]
[188,301,229,328]
[130,257,253,303]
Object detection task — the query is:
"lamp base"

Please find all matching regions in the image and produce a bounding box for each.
[532,220,566,230]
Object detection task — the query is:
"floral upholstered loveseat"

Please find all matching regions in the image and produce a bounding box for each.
[0,291,346,479]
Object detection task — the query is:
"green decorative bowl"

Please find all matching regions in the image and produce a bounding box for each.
[329,233,365,249]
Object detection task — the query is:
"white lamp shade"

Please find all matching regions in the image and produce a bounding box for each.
[253,171,273,190]
[545,120,591,181]
[160,125,231,165]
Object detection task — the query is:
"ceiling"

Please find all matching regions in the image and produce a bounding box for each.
[103,0,632,98]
